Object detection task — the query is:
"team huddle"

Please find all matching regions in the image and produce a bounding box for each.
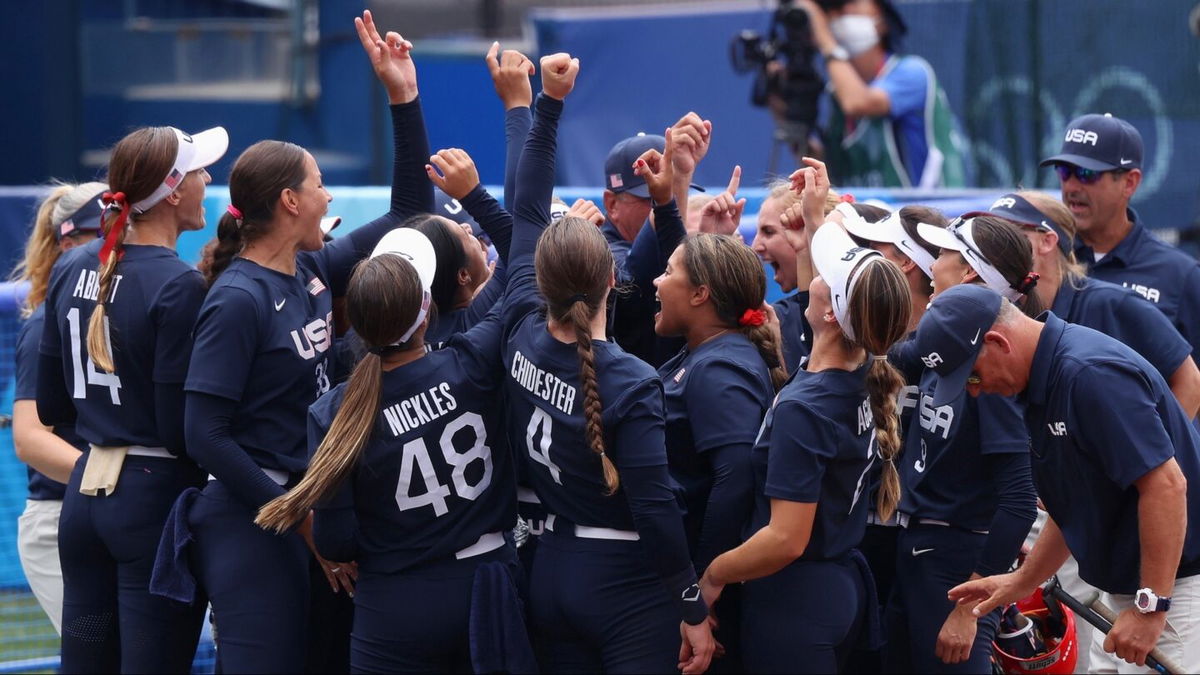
[9,8,1200,675]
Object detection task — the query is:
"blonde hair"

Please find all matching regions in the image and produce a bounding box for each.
[11,181,107,317]
[1016,191,1088,287]
[764,178,843,222]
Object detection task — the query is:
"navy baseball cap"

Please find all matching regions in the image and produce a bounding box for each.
[604,134,703,199]
[1040,113,1143,172]
[434,189,486,241]
[912,284,1003,406]
[55,186,108,241]
[962,193,1072,256]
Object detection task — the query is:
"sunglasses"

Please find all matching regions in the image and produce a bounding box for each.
[1052,164,1125,185]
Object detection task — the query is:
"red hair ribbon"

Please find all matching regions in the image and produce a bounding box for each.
[1018,271,1041,295]
[226,204,243,220]
[99,192,130,264]
[839,193,856,203]
[739,308,767,327]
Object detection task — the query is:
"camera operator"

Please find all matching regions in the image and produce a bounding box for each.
[804,0,967,189]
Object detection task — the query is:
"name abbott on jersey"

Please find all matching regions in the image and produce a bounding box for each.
[71,269,123,302]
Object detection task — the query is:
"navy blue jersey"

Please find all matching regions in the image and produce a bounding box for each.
[39,239,205,448]
[1075,210,1200,361]
[1023,313,1200,593]
[14,306,84,500]
[898,372,1027,530]
[750,364,875,561]
[773,290,812,373]
[660,332,772,564]
[186,253,342,474]
[311,313,515,574]
[1052,276,1190,381]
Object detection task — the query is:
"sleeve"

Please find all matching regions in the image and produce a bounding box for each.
[622,464,709,624]
[184,288,261,402]
[763,401,838,503]
[503,105,532,212]
[875,57,928,120]
[886,332,923,380]
[185,390,285,509]
[155,383,187,454]
[975,394,1029,456]
[1175,264,1200,365]
[454,299,507,389]
[974,451,1037,576]
[692,442,756,573]
[1070,363,1177,489]
[309,404,359,561]
[626,200,686,291]
[460,184,513,265]
[314,99,434,296]
[686,359,770,453]
[14,317,40,401]
[151,270,206,384]
[459,264,506,334]
[37,352,75,427]
[1116,289,1192,378]
[503,94,563,327]
[608,377,672,469]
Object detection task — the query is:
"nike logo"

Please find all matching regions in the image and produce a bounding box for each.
[1120,158,1133,165]
[969,328,981,345]
[274,299,286,312]
[912,547,935,557]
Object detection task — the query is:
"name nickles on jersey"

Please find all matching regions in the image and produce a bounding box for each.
[72,270,123,302]
[382,382,459,436]
[290,311,334,360]
[510,350,577,415]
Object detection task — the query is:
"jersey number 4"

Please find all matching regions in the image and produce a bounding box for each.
[395,412,493,516]
[66,307,123,405]
[526,407,563,485]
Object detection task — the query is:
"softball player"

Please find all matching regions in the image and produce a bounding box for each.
[919,215,1044,316]
[700,175,913,673]
[10,182,106,634]
[181,13,433,671]
[503,58,715,674]
[37,125,227,672]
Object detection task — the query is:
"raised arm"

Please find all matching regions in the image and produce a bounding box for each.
[668,111,712,226]
[486,41,535,211]
[625,131,686,290]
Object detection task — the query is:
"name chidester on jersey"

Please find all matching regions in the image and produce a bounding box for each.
[510,350,577,415]
[382,382,459,436]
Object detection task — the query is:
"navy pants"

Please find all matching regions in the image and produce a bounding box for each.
[530,530,680,674]
[59,452,207,673]
[189,479,311,674]
[846,523,901,674]
[741,556,868,674]
[884,525,1000,674]
[350,547,515,674]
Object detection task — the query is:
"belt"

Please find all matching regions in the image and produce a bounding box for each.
[455,531,506,560]
[876,512,989,535]
[545,514,640,541]
[517,486,541,504]
[126,446,175,459]
[207,467,290,487]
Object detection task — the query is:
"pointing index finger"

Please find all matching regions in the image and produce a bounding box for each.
[726,165,742,195]
[485,41,500,75]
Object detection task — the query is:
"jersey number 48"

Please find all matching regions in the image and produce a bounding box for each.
[395,412,493,516]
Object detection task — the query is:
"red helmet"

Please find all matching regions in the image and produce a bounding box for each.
[992,587,1079,674]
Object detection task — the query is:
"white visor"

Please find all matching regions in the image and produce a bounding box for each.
[131,127,229,214]
[842,210,936,280]
[549,201,570,223]
[916,218,1023,302]
[371,228,438,344]
[320,216,342,237]
[811,210,885,342]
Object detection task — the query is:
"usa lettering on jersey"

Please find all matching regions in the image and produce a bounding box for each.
[71,269,124,302]
[290,311,334,360]
[510,350,577,415]
[382,382,459,436]
[918,393,954,440]
[1122,282,1161,303]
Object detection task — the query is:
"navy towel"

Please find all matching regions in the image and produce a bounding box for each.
[849,547,886,651]
[149,487,202,604]
[469,558,538,674]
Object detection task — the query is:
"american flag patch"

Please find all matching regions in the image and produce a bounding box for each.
[164,168,183,190]
[609,173,623,189]
[60,221,74,236]
[673,367,686,383]
[307,277,327,296]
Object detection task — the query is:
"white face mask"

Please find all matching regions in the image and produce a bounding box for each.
[829,14,880,56]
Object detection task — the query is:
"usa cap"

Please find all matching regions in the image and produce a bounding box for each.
[962,193,1072,257]
[371,228,438,343]
[841,209,936,279]
[1039,113,1143,172]
[810,203,886,342]
[604,133,703,199]
[912,284,1002,406]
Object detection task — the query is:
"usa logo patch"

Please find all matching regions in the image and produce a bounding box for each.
[307,277,327,296]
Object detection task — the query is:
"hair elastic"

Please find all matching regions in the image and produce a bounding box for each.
[839,193,856,203]
[568,293,589,305]
[1016,272,1041,295]
[871,354,889,362]
[99,192,130,264]
[226,204,243,221]
[739,308,767,327]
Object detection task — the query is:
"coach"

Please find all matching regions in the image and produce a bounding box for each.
[915,285,1199,672]
[1042,113,1200,361]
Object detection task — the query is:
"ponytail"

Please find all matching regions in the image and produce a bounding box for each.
[257,354,384,533]
[1015,272,1044,318]
[866,356,904,521]
[12,184,73,317]
[568,300,619,495]
[738,309,788,391]
[87,192,132,373]
[199,212,246,288]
